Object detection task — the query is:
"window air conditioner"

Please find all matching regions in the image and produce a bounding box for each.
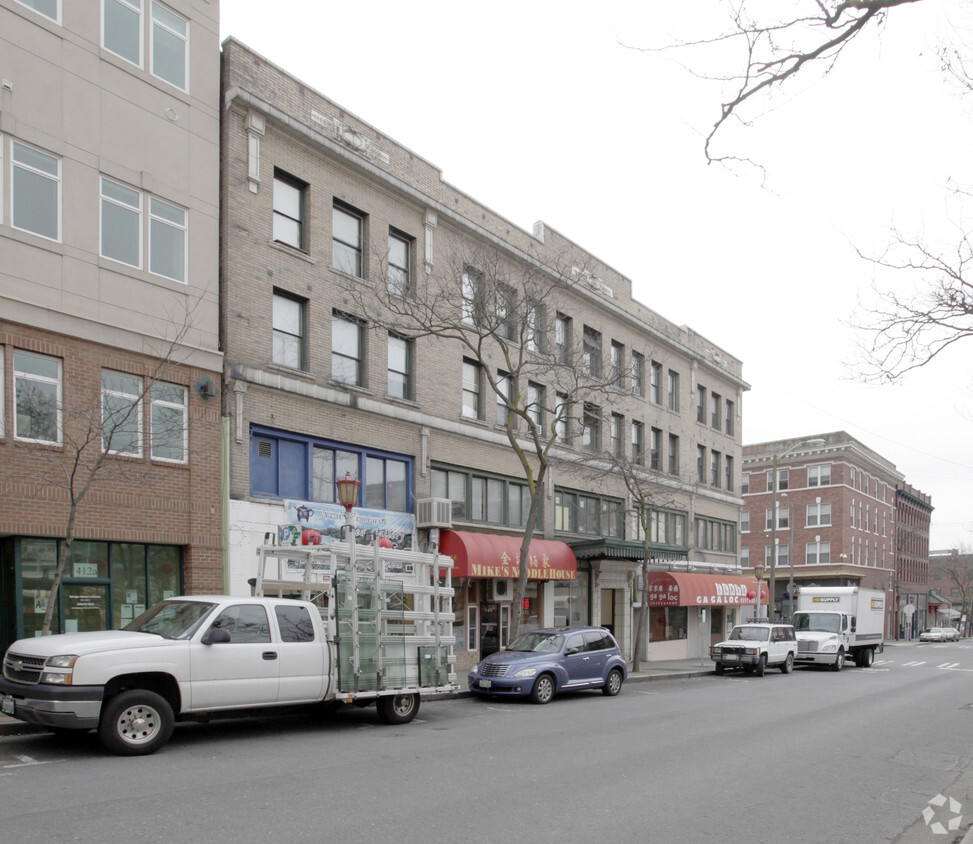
[416,498,452,529]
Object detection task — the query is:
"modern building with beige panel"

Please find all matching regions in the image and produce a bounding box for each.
[220,38,748,665]
[0,0,223,652]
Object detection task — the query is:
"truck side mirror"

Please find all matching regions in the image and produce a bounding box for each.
[202,627,232,645]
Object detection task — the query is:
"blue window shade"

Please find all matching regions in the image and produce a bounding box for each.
[278,440,308,499]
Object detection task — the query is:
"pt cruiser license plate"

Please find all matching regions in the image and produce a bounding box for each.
[1,696,14,716]
[479,679,492,688]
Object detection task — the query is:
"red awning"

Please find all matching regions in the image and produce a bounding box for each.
[646,572,767,607]
[440,530,577,580]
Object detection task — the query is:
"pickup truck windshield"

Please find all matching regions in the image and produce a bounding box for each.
[728,627,769,642]
[125,600,217,639]
[792,612,841,633]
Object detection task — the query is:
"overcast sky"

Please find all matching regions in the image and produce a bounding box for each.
[220,0,973,550]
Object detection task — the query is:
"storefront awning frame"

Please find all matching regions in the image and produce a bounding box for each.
[440,530,577,580]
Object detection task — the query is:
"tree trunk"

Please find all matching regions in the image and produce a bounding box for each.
[41,503,77,635]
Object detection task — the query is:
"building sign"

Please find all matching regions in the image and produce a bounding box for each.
[468,549,576,580]
[283,500,415,550]
[645,572,765,607]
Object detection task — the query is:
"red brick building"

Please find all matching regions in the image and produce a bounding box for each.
[741,432,908,637]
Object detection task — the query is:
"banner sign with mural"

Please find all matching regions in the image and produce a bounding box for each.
[282,500,415,551]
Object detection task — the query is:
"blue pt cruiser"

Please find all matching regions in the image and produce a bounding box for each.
[468,627,627,704]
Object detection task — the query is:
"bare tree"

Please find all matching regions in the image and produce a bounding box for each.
[11,310,211,635]
[341,241,626,638]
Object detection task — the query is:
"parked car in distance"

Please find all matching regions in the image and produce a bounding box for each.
[710,622,797,677]
[468,627,627,704]
[920,627,959,642]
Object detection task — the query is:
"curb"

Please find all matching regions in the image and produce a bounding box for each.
[0,667,714,738]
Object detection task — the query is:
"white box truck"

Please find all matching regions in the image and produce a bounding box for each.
[792,586,885,671]
[0,538,457,755]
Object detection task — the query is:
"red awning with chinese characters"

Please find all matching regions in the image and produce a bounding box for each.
[646,572,767,607]
[440,530,577,580]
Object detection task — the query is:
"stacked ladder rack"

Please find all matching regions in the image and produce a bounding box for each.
[254,538,457,698]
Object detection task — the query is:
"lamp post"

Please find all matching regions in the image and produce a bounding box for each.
[336,471,362,568]
[769,438,826,622]
[781,492,797,621]
[753,562,765,620]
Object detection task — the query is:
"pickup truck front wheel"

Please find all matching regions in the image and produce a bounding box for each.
[98,690,175,756]
[376,693,420,725]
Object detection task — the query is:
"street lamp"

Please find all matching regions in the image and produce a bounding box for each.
[336,471,362,568]
[753,562,765,620]
[769,438,826,622]
[781,492,797,621]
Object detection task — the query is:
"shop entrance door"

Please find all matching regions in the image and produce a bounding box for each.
[59,582,111,634]
[600,588,620,636]
[710,606,725,646]
[480,602,499,658]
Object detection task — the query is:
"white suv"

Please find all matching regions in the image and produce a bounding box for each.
[710,623,797,677]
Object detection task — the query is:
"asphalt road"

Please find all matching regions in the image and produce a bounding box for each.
[2,641,973,844]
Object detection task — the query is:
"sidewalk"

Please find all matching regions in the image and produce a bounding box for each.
[0,657,714,738]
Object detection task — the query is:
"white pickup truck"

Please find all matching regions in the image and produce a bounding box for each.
[0,540,457,755]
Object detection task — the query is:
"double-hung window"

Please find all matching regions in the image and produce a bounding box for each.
[807,501,832,527]
[631,420,644,465]
[581,404,600,453]
[102,370,142,456]
[526,382,543,429]
[631,352,644,397]
[496,371,512,427]
[387,334,412,400]
[650,361,662,404]
[668,370,679,411]
[667,434,679,474]
[272,292,305,370]
[16,0,59,22]
[332,313,364,386]
[554,392,569,442]
[462,359,481,419]
[273,171,306,250]
[610,413,623,458]
[100,178,186,281]
[101,178,141,267]
[14,351,61,444]
[332,202,364,277]
[696,385,706,424]
[650,427,662,471]
[104,1,189,92]
[388,229,412,296]
[582,326,601,377]
[150,382,187,462]
[12,142,60,241]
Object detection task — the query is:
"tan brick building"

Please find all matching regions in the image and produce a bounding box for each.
[220,39,748,666]
[0,0,223,652]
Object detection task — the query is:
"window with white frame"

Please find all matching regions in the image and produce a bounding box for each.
[150,2,188,90]
[741,509,750,532]
[765,506,789,531]
[554,391,568,442]
[12,141,60,241]
[610,413,623,458]
[272,292,305,370]
[273,171,306,250]
[496,371,511,427]
[387,229,412,296]
[806,540,831,564]
[14,350,61,444]
[16,0,59,22]
[387,334,412,400]
[100,177,141,267]
[462,359,481,419]
[526,382,543,429]
[149,196,187,281]
[650,427,662,471]
[741,546,750,565]
[581,404,600,453]
[768,468,789,491]
[765,543,788,566]
[668,433,679,474]
[807,463,831,487]
[631,351,645,397]
[741,472,750,494]
[102,370,142,455]
[806,501,832,527]
[631,420,644,465]
[461,268,482,326]
[610,341,624,385]
[332,313,364,386]
[103,0,142,66]
[668,369,679,411]
[332,201,364,277]
[150,382,187,462]
[650,360,662,404]
[103,1,189,92]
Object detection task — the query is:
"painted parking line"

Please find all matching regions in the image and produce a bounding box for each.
[902,661,927,667]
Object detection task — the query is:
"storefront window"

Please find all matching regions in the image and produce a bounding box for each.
[66,541,109,579]
[553,572,589,627]
[148,545,180,602]
[20,538,59,638]
[649,606,688,642]
[112,544,148,629]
